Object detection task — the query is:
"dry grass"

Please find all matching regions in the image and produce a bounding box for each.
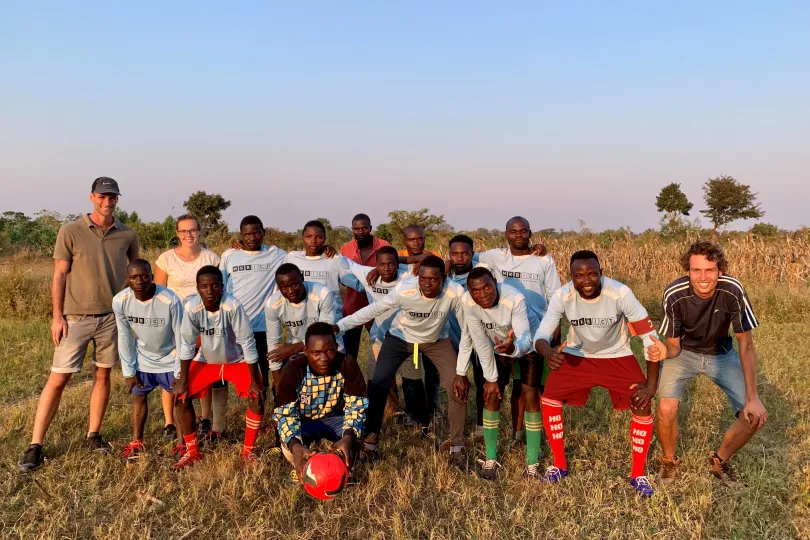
[1,245,809,539]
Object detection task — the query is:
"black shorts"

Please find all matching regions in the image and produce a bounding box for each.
[496,352,544,392]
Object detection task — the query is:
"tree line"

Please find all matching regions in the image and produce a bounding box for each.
[0,176,793,256]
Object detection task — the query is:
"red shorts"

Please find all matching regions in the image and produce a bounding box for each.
[183,361,253,400]
[542,353,646,410]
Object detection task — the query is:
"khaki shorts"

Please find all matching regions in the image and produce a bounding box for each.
[51,313,118,373]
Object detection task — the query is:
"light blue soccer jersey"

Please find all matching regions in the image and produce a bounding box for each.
[342,259,408,347]
[220,245,287,332]
[456,283,539,382]
[337,278,465,344]
[180,292,259,364]
[264,282,336,371]
[534,277,658,359]
[282,252,365,318]
[112,285,183,377]
[475,249,561,318]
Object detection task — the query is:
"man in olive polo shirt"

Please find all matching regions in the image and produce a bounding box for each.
[17,177,139,472]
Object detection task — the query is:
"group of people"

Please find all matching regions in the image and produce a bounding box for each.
[16,177,768,499]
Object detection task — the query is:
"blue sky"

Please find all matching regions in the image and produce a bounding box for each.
[1,1,808,232]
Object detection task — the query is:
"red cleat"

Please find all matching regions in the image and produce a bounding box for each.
[170,443,187,456]
[171,451,202,470]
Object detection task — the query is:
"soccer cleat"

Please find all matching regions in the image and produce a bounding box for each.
[709,451,745,488]
[17,444,44,473]
[240,450,259,464]
[162,424,177,439]
[171,451,202,470]
[542,466,569,483]
[448,448,469,472]
[630,475,655,498]
[476,458,501,480]
[522,463,540,480]
[197,418,212,439]
[171,443,187,456]
[84,433,111,453]
[120,440,144,462]
[658,456,681,485]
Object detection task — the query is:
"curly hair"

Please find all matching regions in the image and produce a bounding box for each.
[680,241,728,273]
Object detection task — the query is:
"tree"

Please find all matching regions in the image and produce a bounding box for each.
[183,191,231,236]
[701,176,764,241]
[656,183,693,237]
[374,223,393,243]
[750,222,780,238]
[385,208,453,244]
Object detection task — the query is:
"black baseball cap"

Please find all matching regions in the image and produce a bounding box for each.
[91,177,121,196]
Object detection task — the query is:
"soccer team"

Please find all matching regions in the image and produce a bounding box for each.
[17,177,769,498]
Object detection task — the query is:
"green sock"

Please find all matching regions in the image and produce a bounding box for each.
[483,409,500,460]
[525,411,542,466]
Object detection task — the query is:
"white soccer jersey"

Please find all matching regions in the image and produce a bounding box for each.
[180,292,258,364]
[283,252,365,318]
[456,283,540,382]
[475,249,561,317]
[534,277,658,359]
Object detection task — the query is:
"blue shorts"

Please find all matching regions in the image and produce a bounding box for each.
[130,371,175,396]
[657,348,746,413]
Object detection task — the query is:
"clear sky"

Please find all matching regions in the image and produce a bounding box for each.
[2,1,808,232]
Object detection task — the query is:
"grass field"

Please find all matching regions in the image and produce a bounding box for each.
[1,252,809,539]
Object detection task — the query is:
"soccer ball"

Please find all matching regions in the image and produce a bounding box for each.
[302,452,348,501]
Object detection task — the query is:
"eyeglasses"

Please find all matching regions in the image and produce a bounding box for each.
[177,229,199,236]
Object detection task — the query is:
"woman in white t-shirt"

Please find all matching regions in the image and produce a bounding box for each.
[154,214,225,446]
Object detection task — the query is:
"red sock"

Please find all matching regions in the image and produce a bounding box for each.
[630,414,654,477]
[183,433,200,456]
[243,410,263,454]
[542,398,567,470]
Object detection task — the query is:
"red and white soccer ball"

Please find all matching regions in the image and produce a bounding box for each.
[302,452,348,501]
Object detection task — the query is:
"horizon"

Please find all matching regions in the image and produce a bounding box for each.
[2,2,808,232]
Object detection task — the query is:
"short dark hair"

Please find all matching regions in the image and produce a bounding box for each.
[570,250,600,267]
[403,224,424,235]
[377,245,399,260]
[506,216,530,230]
[196,265,223,283]
[680,241,728,273]
[449,234,474,249]
[352,213,371,224]
[276,263,303,280]
[468,266,495,284]
[305,322,337,345]
[303,220,326,235]
[419,255,446,278]
[128,258,152,272]
[240,215,264,230]
[175,213,200,230]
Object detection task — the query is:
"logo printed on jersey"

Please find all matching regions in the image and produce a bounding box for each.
[303,270,329,279]
[233,263,277,273]
[202,327,228,337]
[408,311,447,319]
[570,316,616,329]
[481,321,511,333]
[127,316,166,327]
[371,285,391,295]
[501,270,541,284]
[284,317,317,328]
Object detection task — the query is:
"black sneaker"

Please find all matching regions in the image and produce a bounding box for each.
[197,418,212,439]
[85,433,111,453]
[17,444,44,473]
[162,424,177,439]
